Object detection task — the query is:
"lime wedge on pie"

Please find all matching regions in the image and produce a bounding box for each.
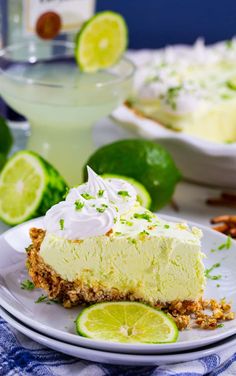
[0,151,67,225]
[76,302,178,343]
[75,11,128,72]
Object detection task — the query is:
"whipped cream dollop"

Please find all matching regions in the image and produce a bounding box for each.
[44,167,137,240]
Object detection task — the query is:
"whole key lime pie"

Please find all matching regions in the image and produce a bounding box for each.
[27,167,205,309]
[128,39,236,142]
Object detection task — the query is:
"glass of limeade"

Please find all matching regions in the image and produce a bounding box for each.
[0,41,135,185]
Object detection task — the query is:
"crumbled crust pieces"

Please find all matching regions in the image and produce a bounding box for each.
[27,228,235,330]
[163,298,235,330]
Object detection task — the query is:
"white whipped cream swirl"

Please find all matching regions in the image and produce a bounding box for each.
[44,167,137,240]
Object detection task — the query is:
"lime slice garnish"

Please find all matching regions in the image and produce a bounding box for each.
[102,173,152,209]
[0,150,67,225]
[76,302,178,344]
[75,11,128,72]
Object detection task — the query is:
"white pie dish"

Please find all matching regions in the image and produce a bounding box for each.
[112,103,236,188]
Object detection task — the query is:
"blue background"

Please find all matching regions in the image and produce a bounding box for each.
[96,0,236,49]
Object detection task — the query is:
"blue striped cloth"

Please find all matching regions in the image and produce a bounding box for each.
[0,317,236,376]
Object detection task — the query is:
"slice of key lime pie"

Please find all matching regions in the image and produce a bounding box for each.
[27,167,205,308]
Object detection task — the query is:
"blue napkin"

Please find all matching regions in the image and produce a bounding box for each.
[0,317,236,376]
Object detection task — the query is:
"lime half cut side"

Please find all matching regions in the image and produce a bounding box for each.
[102,173,152,209]
[0,151,67,225]
[76,302,178,344]
[75,11,128,72]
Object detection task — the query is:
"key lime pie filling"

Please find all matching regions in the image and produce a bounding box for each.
[27,167,205,310]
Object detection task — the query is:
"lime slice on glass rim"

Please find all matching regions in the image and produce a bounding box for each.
[0,150,67,225]
[102,173,152,209]
[75,11,128,72]
[76,302,178,344]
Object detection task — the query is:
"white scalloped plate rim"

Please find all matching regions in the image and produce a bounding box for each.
[0,216,236,355]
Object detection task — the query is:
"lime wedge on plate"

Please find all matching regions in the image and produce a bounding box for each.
[76,302,178,344]
[75,11,128,72]
[0,150,67,225]
[102,173,152,209]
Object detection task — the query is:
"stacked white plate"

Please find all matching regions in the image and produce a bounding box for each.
[0,216,236,366]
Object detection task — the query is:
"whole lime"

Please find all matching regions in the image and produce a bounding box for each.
[84,139,181,210]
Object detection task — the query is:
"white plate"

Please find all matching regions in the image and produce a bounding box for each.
[112,103,236,188]
[0,217,236,355]
[1,306,236,366]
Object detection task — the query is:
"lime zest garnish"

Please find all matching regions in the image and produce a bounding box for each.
[128,238,137,245]
[165,86,182,110]
[35,295,48,304]
[205,263,222,280]
[118,190,130,198]
[134,213,152,222]
[35,294,58,305]
[218,236,232,250]
[81,193,94,200]
[96,204,108,213]
[75,200,84,211]
[59,218,64,230]
[98,189,104,197]
[120,219,133,226]
[21,279,35,291]
[139,230,150,237]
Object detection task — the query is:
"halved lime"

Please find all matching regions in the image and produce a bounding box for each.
[76,302,178,344]
[75,11,128,72]
[0,150,68,225]
[102,173,152,209]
